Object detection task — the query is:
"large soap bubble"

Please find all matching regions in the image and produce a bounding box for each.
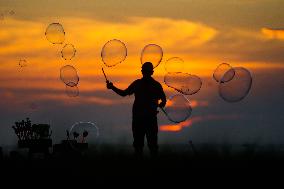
[61,44,76,60]
[213,63,235,83]
[69,122,99,152]
[101,39,127,67]
[164,57,184,73]
[45,23,65,44]
[164,94,192,123]
[60,65,79,87]
[164,72,202,95]
[66,84,79,97]
[140,44,163,68]
[219,67,252,102]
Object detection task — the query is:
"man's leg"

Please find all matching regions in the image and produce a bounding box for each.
[146,117,158,157]
[132,119,145,157]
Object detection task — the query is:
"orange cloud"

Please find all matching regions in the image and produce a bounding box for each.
[0,17,218,95]
[190,100,209,108]
[73,96,131,106]
[1,17,282,110]
[160,114,240,132]
[261,28,284,41]
[159,125,182,132]
[164,99,208,109]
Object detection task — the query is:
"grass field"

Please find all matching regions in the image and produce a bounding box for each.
[1,143,284,183]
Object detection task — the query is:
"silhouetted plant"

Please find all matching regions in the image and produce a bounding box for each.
[73,132,79,140]
[12,118,51,140]
[66,130,70,140]
[82,130,88,143]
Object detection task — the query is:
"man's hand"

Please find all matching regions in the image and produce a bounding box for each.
[106,80,113,89]
[158,101,166,108]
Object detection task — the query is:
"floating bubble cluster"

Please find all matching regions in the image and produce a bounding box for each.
[164,72,202,95]
[219,67,252,102]
[164,57,184,73]
[41,19,254,132]
[60,65,79,87]
[140,44,163,68]
[61,44,76,60]
[164,94,192,123]
[101,39,127,67]
[45,23,79,97]
[45,23,65,44]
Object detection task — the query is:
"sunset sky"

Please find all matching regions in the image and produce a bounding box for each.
[0,0,284,147]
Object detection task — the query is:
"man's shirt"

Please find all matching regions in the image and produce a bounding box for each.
[125,77,166,118]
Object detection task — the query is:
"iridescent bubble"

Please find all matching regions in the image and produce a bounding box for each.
[9,10,15,15]
[140,44,163,68]
[164,57,184,73]
[19,59,27,68]
[219,67,252,102]
[45,23,65,44]
[0,13,4,20]
[60,65,79,87]
[101,39,127,67]
[65,84,79,97]
[220,68,235,83]
[164,94,192,123]
[61,44,76,60]
[164,72,202,95]
[213,63,235,83]
[69,122,99,152]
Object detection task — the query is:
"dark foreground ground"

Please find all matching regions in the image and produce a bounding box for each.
[1,144,284,185]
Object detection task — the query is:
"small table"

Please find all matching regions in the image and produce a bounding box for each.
[18,139,52,156]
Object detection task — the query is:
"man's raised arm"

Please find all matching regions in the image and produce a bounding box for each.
[106,81,133,97]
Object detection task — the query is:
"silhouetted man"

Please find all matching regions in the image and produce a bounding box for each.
[106,62,166,157]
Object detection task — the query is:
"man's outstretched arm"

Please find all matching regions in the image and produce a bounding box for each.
[106,81,130,97]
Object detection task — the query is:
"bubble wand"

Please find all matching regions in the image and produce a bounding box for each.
[159,107,181,124]
[102,68,108,82]
[159,107,168,116]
